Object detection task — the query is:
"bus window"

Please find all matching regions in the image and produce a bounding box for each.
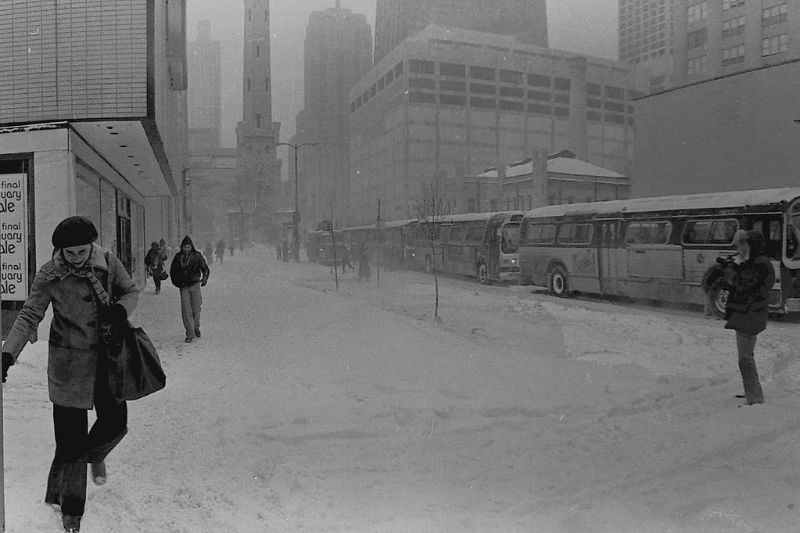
[524,222,556,244]
[465,226,483,242]
[601,222,617,246]
[449,226,465,243]
[683,220,711,244]
[500,224,520,253]
[708,220,738,244]
[788,224,800,259]
[626,221,671,245]
[558,223,593,245]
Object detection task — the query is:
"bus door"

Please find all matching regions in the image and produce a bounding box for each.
[623,220,683,283]
[597,220,620,295]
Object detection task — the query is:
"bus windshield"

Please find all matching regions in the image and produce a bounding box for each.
[500,223,520,253]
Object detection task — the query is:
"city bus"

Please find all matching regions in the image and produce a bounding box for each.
[406,211,524,283]
[305,228,343,264]
[518,187,800,315]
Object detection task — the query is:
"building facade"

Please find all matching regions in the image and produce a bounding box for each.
[672,0,800,86]
[235,0,282,243]
[187,20,222,152]
[289,7,372,230]
[0,0,188,332]
[348,26,647,226]
[619,0,675,92]
[632,59,800,198]
[374,0,548,64]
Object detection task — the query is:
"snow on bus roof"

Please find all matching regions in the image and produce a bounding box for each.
[523,187,800,219]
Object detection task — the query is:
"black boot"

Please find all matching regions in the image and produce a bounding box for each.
[63,514,81,532]
[739,358,764,405]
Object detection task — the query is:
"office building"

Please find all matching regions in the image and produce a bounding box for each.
[619,0,675,92]
[374,0,548,63]
[348,26,647,225]
[673,0,800,86]
[290,6,372,228]
[188,20,222,152]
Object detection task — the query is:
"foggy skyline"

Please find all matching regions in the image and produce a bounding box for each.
[187,0,618,151]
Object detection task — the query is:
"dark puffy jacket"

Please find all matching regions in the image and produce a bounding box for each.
[169,237,210,288]
[724,255,775,334]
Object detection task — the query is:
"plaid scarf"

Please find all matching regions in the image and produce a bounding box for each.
[67,263,111,308]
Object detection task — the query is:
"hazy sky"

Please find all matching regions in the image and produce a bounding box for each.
[187,0,618,149]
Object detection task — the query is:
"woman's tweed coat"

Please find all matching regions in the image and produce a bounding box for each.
[2,244,139,408]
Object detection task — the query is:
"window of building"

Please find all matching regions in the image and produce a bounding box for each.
[528,90,550,102]
[499,69,523,84]
[256,113,262,129]
[762,4,788,27]
[554,77,571,91]
[394,62,404,77]
[587,82,602,96]
[266,78,270,93]
[386,71,394,85]
[687,55,709,75]
[439,94,466,106]
[246,78,251,91]
[604,101,625,112]
[470,65,495,80]
[439,62,466,77]
[587,98,602,109]
[440,80,466,92]
[604,113,625,124]
[470,83,495,95]
[409,60,435,75]
[687,28,708,49]
[605,85,625,99]
[409,78,435,89]
[500,87,524,98]
[528,103,551,115]
[762,34,788,56]
[722,16,745,38]
[470,96,496,109]
[722,44,745,66]
[378,78,385,91]
[256,45,260,57]
[499,100,524,111]
[554,107,570,117]
[687,1,708,24]
[527,73,550,87]
[370,84,376,96]
[409,92,436,104]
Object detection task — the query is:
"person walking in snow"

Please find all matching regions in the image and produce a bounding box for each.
[1,216,139,533]
[357,243,371,281]
[215,239,225,264]
[169,236,210,343]
[144,241,168,294]
[723,229,775,405]
[204,241,214,265]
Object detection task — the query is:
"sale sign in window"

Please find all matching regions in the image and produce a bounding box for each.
[1,173,28,300]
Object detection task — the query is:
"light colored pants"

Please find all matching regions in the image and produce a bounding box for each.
[180,282,203,338]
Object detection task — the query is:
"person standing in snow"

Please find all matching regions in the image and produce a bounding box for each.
[1,216,139,533]
[723,229,775,405]
[169,236,210,343]
[215,239,225,264]
[357,243,371,281]
[204,241,214,265]
[144,241,168,294]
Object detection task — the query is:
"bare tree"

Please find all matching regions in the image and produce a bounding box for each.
[418,182,444,323]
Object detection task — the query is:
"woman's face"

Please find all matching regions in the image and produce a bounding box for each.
[63,244,93,267]
[182,244,193,254]
[736,239,750,260]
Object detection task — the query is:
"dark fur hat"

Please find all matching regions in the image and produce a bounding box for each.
[51,216,98,249]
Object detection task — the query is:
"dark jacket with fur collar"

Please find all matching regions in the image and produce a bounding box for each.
[2,243,139,408]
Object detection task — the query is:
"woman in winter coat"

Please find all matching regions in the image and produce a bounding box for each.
[724,229,775,405]
[169,236,210,343]
[1,216,139,532]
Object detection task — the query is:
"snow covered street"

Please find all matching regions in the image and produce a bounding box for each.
[5,245,800,532]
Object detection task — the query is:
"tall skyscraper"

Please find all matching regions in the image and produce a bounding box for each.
[672,0,800,86]
[374,0,548,64]
[236,0,282,240]
[618,0,675,93]
[188,20,222,151]
[293,6,372,226]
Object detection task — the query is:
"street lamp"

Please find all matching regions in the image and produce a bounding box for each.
[276,142,318,262]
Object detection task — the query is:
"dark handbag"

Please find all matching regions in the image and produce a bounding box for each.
[106,323,166,401]
[158,270,169,281]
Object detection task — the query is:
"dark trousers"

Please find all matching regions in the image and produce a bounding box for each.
[736,332,764,404]
[45,367,127,517]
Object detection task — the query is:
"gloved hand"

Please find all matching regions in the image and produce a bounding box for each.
[201,279,207,287]
[2,352,14,383]
[109,303,128,328]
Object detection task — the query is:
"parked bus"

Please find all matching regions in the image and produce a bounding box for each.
[340,219,417,270]
[305,229,343,264]
[406,211,523,283]
[518,187,800,315]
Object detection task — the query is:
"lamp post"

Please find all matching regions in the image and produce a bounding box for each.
[277,142,318,262]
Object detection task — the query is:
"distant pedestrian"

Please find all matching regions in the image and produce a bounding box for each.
[215,239,225,264]
[1,216,139,533]
[341,243,353,274]
[170,236,210,343]
[282,240,289,262]
[276,241,282,261]
[144,241,168,294]
[358,244,371,281]
[229,242,235,256]
[723,229,774,405]
[204,241,214,265]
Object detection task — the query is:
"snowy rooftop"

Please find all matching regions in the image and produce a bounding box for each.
[475,157,626,180]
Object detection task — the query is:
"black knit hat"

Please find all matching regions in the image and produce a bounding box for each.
[51,216,98,249]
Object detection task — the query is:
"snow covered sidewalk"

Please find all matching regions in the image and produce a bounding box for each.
[4,245,800,532]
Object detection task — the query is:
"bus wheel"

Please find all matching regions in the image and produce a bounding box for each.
[708,278,729,318]
[477,261,489,284]
[425,255,433,273]
[549,265,570,297]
